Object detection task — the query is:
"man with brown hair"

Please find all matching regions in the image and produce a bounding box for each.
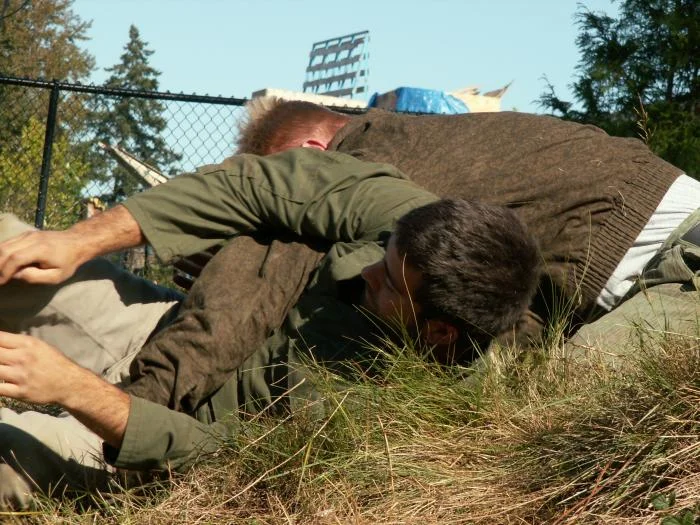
[0,148,540,504]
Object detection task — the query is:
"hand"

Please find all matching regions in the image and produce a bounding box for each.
[0,230,87,285]
[0,331,130,447]
[0,331,85,406]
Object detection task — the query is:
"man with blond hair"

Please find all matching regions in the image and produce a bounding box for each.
[233,96,700,349]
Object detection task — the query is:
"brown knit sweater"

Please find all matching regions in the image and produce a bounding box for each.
[126,235,325,412]
[330,110,682,334]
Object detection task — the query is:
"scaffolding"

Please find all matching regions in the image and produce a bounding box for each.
[303,31,369,99]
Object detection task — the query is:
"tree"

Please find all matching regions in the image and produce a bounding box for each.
[0,0,95,229]
[91,25,180,200]
[0,0,95,147]
[0,116,91,229]
[538,0,699,178]
[0,0,94,81]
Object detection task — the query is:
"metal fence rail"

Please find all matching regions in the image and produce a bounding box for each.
[0,75,248,229]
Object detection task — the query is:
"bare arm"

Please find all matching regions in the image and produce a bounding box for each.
[0,331,129,447]
[0,205,144,285]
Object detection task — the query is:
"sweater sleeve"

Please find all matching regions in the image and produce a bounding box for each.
[104,395,235,471]
[124,236,325,413]
[122,149,437,263]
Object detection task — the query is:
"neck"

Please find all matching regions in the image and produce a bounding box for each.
[324,116,352,146]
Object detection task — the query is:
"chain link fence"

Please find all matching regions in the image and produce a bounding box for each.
[0,75,369,284]
[0,75,248,230]
[0,75,251,284]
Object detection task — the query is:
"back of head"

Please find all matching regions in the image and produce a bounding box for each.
[236,97,350,155]
[394,199,540,353]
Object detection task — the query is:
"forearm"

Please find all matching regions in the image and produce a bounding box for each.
[0,331,130,448]
[66,204,145,263]
[0,205,145,285]
[59,368,131,449]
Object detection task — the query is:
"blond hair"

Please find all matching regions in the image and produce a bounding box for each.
[236,97,350,155]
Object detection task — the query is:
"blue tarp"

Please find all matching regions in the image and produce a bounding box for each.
[368,87,469,114]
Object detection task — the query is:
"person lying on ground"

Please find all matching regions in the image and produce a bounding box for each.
[234,98,699,344]
[0,148,540,505]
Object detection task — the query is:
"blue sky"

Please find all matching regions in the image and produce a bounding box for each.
[72,0,617,113]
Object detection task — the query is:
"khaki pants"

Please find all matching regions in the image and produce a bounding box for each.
[567,208,700,362]
[0,213,183,508]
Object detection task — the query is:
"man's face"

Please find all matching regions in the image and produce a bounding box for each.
[360,235,423,327]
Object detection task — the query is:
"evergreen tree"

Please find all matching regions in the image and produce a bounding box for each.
[538,0,699,178]
[92,25,180,200]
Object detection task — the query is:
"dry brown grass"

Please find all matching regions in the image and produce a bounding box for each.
[2,331,699,524]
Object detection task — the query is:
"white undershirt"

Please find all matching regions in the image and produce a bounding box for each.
[596,174,700,311]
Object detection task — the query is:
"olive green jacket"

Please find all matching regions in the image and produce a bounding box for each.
[106,148,436,471]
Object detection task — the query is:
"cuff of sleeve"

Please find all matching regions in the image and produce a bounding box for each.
[122,200,175,262]
[103,395,151,468]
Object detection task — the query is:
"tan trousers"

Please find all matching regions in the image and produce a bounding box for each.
[567,208,700,363]
[0,213,182,508]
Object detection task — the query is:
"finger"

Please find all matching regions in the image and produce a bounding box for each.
[0,381,22,400]
[0,363,22,384]
[0,230,33,251]
[0,231,40,261]
[0,331,27,349]
[13,266,64,285]
[0,242,47,284]
[0,248,27,285]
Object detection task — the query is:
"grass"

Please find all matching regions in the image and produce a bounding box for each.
[2,325,699,523]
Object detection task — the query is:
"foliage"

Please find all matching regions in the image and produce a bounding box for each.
[0,0,96,228]
[0,0,95,146]
[0,0,94,81]
[90,25,181,202]
[538,0,699,178]
[0,116,90,229]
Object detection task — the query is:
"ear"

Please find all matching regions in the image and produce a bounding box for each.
[423,318,459,347]
[301,139,328,150]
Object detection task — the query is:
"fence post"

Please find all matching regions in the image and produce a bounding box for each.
[34,81,60,229]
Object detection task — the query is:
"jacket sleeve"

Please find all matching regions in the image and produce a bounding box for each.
[104,395,235,472]
[122,149,437,263]
[124,235,325,413]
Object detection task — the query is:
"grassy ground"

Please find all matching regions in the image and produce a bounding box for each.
[2,329,699,524]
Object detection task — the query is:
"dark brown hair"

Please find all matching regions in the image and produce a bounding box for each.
[394,199,540,353]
